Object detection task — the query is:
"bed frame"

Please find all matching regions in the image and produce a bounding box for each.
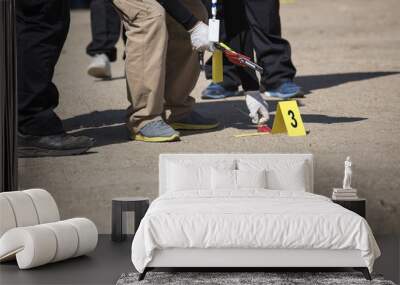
[139,154,372,280]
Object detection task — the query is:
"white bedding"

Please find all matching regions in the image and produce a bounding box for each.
[131,190,380,273]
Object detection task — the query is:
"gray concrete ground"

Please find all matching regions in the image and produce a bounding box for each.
[18,0,400,234]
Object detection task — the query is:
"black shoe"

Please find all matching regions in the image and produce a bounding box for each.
[169,111,219,130]
[18,132,95,158]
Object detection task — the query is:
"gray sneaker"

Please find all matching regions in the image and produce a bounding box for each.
[133,119,180,142]
[170,111,219,130]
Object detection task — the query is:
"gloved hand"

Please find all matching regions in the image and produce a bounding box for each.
[189,22,214,52]
[245,91,270,124]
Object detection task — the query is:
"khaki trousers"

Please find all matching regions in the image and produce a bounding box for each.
[112,0,208,133]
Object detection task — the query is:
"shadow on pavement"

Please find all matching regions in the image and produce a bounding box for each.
[63,109,125,131]
[68,124,129,148]
[63,110,129,147]
[63,103,366,147]
[295,71,399,95]
[195,100,367,131]
[94,75,126,82]
[301,114,366,124]
[61,71,394,147]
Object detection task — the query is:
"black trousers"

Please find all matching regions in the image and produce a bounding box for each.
[16,0,70,136]
[86,0,121,62]
[223,0,296,90]
[204,19,259,91]
[203,0,259,91]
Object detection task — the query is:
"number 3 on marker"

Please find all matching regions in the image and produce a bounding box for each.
[287,110,297,128]
[271,101,306,136]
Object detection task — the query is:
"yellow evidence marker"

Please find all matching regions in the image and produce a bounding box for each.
[212,49,223,83]
[271,100,306,136]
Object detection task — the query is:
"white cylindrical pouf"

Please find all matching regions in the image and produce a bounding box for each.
[24,189,60,223]
[65,218,98,257]
[0,190,98,269]
[0,226,57,269]
[43,221,79,262]
[0,196,17,237]
[1,192,39,227]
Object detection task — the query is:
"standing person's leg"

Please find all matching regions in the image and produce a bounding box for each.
[203,0,242,99]
[16,0,94,156]
[227,26,260,92]
[17,0,68,136]
[164,0,218,130]
[113,0,179,142]
[202,18,244,99]
[87,0,121,61]
[244,0,300,97]
[203,0,259,99]
[224,0,300,98]
[87,0,121,78]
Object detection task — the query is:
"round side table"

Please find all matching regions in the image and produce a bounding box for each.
[112,197,149,242]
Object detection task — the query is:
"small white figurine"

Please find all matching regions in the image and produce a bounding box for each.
[343,156,352,189]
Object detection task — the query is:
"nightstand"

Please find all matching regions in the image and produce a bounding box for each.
[112,197,150,242]
[332,198,366,218]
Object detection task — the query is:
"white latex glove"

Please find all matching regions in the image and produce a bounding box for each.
[189,22,214,52]
[245,91,270,124]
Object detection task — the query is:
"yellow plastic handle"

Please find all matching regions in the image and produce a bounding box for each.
[212,49,223,83]
[218,42,233,51]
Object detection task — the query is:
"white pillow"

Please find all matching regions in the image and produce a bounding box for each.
[236,169,267,189]
[211,168,236,190]
[211,169,268,191]
[267,162,306,191]
[238,159,307,191]
[167,160,235,191]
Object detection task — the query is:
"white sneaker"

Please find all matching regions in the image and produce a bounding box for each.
[87,54,111,78]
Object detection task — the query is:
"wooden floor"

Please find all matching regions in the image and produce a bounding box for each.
[0,235,398,285]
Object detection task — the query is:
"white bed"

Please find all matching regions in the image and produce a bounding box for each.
[131,153,380,280]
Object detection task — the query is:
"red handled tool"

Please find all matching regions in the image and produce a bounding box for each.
[214,42,263,74]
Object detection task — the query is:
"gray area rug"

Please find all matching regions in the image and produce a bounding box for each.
[116,272,396,285]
